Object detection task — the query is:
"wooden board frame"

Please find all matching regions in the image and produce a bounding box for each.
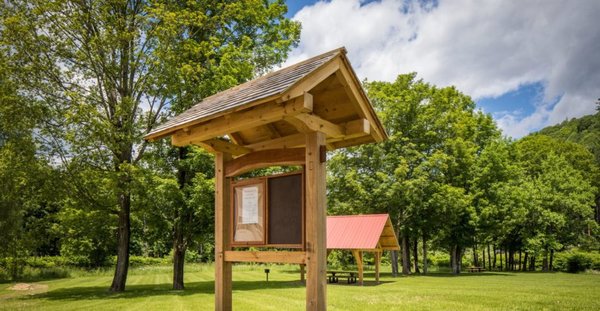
[229,170,305,249]
[230,178,266,246]
[266,170,305,249]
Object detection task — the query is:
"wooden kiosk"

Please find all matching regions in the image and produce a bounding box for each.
[145,47,387,311]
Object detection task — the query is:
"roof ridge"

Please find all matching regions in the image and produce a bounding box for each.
[197,47,346,104]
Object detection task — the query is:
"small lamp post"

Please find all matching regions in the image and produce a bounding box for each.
[264,268,270,282]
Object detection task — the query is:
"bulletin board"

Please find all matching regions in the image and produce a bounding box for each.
[231,171,304,248]
[232,180,265,245]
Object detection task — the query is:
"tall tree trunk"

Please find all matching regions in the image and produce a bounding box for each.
[390,250,399,277]
[173,147,189,290]
[487,244,492,271]
[422,234,428,275]
[595,195,600,224]
[401,234,411,275]
[549,249,554,271]
[482,244,486,269]
[492,245,497,270]
[473,244,478,267]
[451,245,461,274]
[172,233,186,290]
[110,187,131,292]
[110,149,132,292]
[413,238,420,273]
[529,255,535,271]
[522,252,528,272]
[518,250,522,271]
[542,250,549,271]
[499,247,503,271]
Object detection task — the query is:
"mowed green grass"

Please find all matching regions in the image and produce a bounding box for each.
[1,264,599,310]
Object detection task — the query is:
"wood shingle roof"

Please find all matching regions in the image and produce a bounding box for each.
[144,47,387,153]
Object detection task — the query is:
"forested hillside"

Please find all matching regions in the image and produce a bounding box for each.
[534,110,600,223]
[537,109,600,164]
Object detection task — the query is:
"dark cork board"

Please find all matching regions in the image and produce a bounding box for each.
[267,173,303,245]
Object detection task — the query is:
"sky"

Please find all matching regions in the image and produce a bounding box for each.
[283,0,600,138]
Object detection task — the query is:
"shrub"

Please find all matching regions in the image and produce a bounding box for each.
[566,254,593,273]
[554,250,600,273]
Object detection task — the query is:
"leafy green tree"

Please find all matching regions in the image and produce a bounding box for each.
[1,0,299,291]
[536,112,600,224]
[328,73,498,275]
[0,53,62,278]
[147,0,300,289]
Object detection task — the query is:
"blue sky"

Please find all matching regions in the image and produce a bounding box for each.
[283,0,599,138]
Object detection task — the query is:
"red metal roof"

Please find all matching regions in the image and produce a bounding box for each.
[327,214,396,250]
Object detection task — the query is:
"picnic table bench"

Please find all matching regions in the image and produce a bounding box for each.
[327,271,358,284]
[467,266,486,273]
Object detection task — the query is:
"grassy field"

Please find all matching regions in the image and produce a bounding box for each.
[1,264,599,310]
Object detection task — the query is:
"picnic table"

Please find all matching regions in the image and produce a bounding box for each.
[467,266,486,273]
[327,270,358,284]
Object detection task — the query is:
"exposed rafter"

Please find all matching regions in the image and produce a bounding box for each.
[171,93,313,146]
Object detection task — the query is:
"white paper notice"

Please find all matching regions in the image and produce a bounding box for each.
[241,186,259,224]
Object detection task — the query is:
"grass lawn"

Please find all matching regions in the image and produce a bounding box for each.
[1,264,599,310]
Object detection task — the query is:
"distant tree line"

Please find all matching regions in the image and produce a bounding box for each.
[327,74,599,274]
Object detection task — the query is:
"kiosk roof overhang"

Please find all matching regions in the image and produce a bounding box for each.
[144,47,387,154]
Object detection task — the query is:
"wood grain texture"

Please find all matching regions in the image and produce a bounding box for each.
[224,148,305,177]
[305,132,327,311]
[224,251,306,264]
[215,152,232,311]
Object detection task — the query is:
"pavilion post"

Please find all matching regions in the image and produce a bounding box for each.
[305,131,327,310]
[375,250,381,284]
[215,152,232,311]
[352,250,364,286]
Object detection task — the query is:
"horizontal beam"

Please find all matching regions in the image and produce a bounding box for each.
[344,119,370,137]
[194,139,252,156]
[244,133,306,151]
[171,94,313,147]
[225,148,305,177]
[292,113,344,138]
[224,251,306,264]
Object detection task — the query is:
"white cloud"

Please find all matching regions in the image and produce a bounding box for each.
[288,0,600,137]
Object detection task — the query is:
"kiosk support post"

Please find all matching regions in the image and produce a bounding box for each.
[215,152,232,311]
[305,131,327,310]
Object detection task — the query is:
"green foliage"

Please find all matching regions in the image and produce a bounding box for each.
[1,0,300,288]
[553,251,600,273]
[537,112,600,164]
[329,73,498,273]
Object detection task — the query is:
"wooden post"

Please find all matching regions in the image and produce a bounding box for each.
[215,152,232,311]
[375,251,381,284]
[352,250,364,286]
[305,131,327,310]
[300,264,306,282]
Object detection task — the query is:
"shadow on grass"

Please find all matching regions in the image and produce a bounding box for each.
[32,280,305,302]
[391,272,515,278]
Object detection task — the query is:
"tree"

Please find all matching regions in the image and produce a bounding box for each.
[147,0,300,289]
[1,0,179,291]
[1,0,299,291]
[328,73,498,275]
[0,52,61,278]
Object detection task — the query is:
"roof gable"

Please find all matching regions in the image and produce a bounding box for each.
[326,214,399,250]
[144,47,387,153]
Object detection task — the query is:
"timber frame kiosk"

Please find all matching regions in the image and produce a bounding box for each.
[144,47,387,311]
